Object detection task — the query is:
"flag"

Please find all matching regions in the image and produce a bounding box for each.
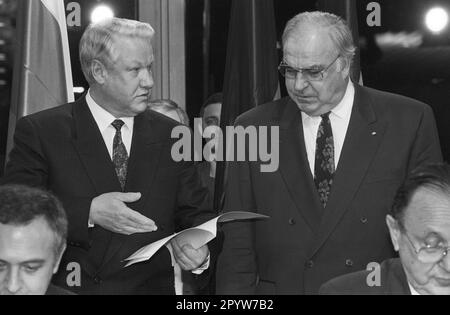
[6,0,73,156]
[317,0,362,83]
[214,0,279,210]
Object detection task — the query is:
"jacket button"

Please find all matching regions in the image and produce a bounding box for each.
[288,218,296,225]
[345,259,354,267]
[306,260,314,268]
[361,217,368,224]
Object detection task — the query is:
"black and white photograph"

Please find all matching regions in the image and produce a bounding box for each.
[0,0,449,301]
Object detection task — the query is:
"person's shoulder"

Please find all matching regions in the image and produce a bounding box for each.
[235,97,290,126]
[145,108,184,129]
[319,259,405,295]
[14,100,77,136]
[46,284,77,295]
[319,268,375,295]
[23,100,77,123]
[358,85,431,115]
[18,100,82,130]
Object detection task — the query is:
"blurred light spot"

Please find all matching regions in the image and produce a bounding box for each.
[425,7,449,33]
[91,5,114,24]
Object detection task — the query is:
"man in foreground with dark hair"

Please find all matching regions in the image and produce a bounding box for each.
[320,163,450,295]
[0,185,72,295]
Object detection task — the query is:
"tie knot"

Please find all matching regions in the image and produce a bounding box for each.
[321,112,331,121]
[112,119,125,132]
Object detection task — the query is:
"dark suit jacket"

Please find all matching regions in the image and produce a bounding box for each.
[1,96,216,295]
[216,84,442,295]
[46,284,76,295]
[319,258,411,295]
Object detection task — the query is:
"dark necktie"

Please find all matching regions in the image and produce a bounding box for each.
[111,119,128,191]
[314,112,335,208]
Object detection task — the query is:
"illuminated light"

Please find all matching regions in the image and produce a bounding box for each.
[0,53,5,61]
[0,67,6,74]
[425,7,449,33]
[0,39,5,45]
[74,87,85,94]
[0,79,6,86]
[90,5,114,24]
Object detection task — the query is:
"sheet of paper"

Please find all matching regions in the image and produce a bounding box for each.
[124,211,268,267]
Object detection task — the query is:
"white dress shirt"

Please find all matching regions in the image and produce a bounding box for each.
[408,283,420,295]
[86,90,134,159]
[301,81,355,175]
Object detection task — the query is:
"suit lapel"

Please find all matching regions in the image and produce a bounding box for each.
[310,84,387,257]
[278,98,323,231]
[99,111,166,269]
[71,96,121,194]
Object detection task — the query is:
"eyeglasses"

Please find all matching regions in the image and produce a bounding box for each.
[278,55,341,82]
[403,230,449,264]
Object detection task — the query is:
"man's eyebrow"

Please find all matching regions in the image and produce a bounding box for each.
[20,260,46,265]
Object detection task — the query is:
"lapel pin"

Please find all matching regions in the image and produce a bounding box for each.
[371,132,377,136]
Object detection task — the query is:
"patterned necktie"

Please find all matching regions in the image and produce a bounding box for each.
[314,112,335,208]
[111,119,128,191]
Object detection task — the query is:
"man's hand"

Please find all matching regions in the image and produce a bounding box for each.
[170,239,209,271]
[89,192,157,235]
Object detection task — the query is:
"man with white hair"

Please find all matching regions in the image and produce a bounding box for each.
[320,163,450,295]
[2,18,215,294]
[216,11,442,294]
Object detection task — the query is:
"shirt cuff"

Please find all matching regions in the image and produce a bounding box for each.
[192,253,210,275]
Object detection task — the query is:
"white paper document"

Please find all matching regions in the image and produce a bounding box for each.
[124,211,268,267]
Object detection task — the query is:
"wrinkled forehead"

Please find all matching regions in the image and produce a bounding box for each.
[0,220,57,262]
[283,26,336,66]
[110,35,154,60]
[404,187,450,239]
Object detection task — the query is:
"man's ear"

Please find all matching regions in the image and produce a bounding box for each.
[91,59,108,84]
[53,243,67,274]
[338,57,351,79]
[386,215,401,252]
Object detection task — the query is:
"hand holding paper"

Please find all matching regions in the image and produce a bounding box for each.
[125,211,268,267]
[170,239,209,271]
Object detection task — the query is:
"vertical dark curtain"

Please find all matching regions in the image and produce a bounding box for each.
[317,0,361,83]
[214,0,279,211]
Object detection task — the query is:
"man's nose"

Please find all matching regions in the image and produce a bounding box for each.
[141,69,154,89]
[293,72,310,91]
[6,269,21,294]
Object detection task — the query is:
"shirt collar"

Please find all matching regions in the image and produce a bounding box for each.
[408,282,421,295]
[331,80,355,119]
[86,89,134,133]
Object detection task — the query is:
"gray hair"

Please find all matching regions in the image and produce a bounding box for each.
[282,11,356,66]
[391,163,450,230]
[149,99,190,126]
[80,18,155,84]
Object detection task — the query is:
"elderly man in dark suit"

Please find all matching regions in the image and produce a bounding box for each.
[320,163,450,295]
[216,11,443,295]
[1,18,215,295]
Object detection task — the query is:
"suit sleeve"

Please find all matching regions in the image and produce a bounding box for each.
[216,127,258,294]
[173,159,220,289]
[2,117,49,187]
[1,117,91,248]
[407,105,443,173]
